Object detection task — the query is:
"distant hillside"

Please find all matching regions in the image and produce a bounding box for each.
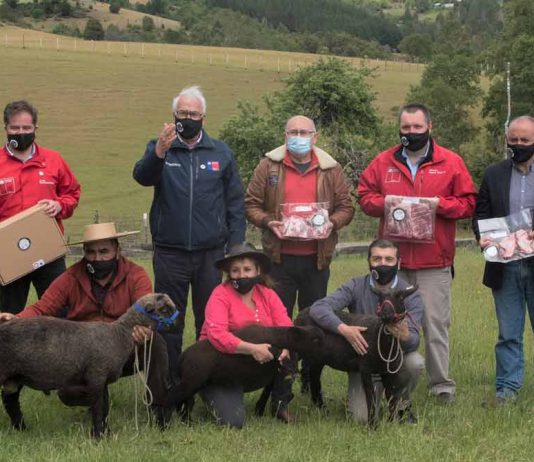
[28,1,181,34]
[0,0,502,60]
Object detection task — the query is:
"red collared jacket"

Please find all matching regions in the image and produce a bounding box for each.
[17,257,152,322]
[0,144,81,231]
[357,140,476,269]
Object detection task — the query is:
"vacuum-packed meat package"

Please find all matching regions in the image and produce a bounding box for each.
[478,210,534,262]
[281,202,331,240]
[383,195,439,243]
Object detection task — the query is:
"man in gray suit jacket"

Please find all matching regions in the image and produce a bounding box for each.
[474,115,534,405]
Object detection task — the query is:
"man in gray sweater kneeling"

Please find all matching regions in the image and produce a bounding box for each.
[309,238,425,423]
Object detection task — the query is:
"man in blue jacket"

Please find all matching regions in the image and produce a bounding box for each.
[309,239,424,423]
[133,86,246,375]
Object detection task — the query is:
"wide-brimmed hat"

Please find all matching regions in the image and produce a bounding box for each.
[69,222,139,245]
[215,242,271,273]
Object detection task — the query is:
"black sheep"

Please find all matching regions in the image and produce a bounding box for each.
[172,324,324,420]
[256,285,418,427]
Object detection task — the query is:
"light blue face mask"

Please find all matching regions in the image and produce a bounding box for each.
[287,136,312,157]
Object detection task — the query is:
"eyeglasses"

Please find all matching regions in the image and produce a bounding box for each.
[286,129,316,138]
[174,110,204,121]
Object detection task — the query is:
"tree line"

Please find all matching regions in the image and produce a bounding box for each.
[219,0,534,189]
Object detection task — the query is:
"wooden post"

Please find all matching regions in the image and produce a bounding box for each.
[74,39,77,51]
[22,34,25,49]
[141,43,144,58]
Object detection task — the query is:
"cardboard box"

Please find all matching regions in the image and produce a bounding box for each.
[0,204,67,285]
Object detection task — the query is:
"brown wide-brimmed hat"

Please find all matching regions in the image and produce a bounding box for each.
[215,242,271,273]
[69,222,139,246]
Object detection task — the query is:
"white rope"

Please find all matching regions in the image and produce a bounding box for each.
[133,334,154,430]
[377,324,403,374]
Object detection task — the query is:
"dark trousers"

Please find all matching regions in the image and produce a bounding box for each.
[270,254,330,402]
[0,257,66,314]
[153,245,224,382]
[200,365,294,428]
[271,254,330,319]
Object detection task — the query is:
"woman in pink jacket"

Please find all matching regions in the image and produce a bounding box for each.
[198,242,294,428]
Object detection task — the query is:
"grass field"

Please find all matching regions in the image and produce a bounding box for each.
[1,248,533,461]
[0,28,422,242]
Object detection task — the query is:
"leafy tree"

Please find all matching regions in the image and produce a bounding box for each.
[398,33,433,62]
[220,57,382,185]
[407,53,482,152]
[483,0,534,153]
[142,15,155,32]
[109,0,120,14]
[83,18,105,41]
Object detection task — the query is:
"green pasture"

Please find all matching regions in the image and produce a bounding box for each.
[2,249,534,461]
[0,33,421,241]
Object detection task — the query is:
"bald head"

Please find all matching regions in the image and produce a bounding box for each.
[285,115,316,132]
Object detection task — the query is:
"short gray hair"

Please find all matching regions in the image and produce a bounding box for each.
[507,115,534,133]
[172,86,207,114]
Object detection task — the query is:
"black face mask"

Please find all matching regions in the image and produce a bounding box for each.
[370,264,398,286]
[230,276,262,295]
[399,130,430,152]
[85,259,117,280]
[7,133,35,152]
[508,143,534,164]
[175,117,203,140]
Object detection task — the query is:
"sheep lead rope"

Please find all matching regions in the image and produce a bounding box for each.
[133,335,154,432]
[377,323,403,374]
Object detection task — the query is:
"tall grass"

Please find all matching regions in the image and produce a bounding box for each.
[2,248,533,461]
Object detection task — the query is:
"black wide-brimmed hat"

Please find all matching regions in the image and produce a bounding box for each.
[215,242,271,274]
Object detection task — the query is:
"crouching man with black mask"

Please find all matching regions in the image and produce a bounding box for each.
[0,222,174,426]
[309,239,425,424]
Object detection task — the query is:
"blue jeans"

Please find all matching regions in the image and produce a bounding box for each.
[492,259,534,397]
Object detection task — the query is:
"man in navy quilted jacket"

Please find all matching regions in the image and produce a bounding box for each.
[133,86,246,378]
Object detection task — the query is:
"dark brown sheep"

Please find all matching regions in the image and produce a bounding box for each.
[172,324,324,420]
[292,285,418,427]
[0,293,178,438]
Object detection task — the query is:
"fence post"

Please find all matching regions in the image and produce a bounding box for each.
[143,212,149,245]
[56,37,59,51]
[22,34,25,49]
[141,43,144,58]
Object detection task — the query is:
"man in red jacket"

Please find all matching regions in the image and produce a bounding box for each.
[0,100,81,314]
[357,103,476,404]
[0,222,172,421]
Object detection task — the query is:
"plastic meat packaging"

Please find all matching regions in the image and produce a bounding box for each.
[478,209,534,262]
[281,202,331,240]
[383,195,439,243]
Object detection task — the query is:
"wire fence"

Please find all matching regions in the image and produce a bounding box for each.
[1,29,426,74]
[64,210,475,256]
